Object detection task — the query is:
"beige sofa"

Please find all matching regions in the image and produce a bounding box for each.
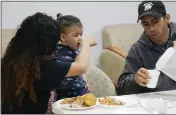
[1,29,16,56]
[99,24,144,87]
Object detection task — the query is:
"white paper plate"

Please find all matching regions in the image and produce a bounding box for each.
[61,103,98,110]
[98,96,139,108]
[52,98,99,110]
[140,98,169,114]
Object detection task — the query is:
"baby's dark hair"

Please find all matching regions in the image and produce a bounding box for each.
[56,13,83,33]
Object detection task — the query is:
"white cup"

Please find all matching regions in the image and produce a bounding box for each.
[147,70,160,88]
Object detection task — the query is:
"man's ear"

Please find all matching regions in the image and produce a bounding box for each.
[164,14,170,24]
[60,33,66,42]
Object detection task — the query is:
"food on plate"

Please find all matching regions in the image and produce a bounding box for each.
[61,97,76,104]
[70,96,84,108]
[82,93,97,106]
[61,93,97,108]
[98,97,126,106]
[75,96,84,105]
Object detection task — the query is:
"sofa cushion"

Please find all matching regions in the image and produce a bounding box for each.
[102,24,143,53]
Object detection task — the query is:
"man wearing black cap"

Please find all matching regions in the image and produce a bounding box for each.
[117,0,176,95]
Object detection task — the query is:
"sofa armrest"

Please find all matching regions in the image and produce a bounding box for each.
[104,47,127,58]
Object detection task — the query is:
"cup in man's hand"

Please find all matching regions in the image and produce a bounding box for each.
[147,70,160,88]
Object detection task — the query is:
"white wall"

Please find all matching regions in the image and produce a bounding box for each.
[2,2,176,65]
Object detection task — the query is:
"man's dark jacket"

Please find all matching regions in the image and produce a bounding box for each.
[117,22,176,95]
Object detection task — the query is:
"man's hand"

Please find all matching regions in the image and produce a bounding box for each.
[134,68,151,87]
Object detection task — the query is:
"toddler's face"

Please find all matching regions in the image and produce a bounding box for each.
[61,25,83,50]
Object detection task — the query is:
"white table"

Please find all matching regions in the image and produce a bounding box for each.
[52,90,176,114]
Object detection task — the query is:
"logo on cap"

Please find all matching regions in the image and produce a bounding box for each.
[143,2,153,11]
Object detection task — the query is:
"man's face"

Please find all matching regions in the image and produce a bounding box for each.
[140,15,170,45]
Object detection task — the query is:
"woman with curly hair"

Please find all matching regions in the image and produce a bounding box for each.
[1,12,96,113]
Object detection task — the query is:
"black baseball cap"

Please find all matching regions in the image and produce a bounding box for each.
[137,1,166,22]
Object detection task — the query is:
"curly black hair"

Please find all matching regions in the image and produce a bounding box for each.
[1,12,60,112]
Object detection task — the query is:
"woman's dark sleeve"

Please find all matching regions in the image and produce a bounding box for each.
[38,60,71,90]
